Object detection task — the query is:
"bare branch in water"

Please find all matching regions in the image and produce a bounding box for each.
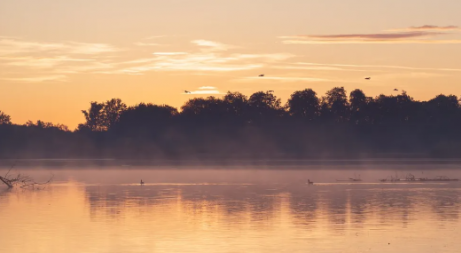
[0,163,53,189]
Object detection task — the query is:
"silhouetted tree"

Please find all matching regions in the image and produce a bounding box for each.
[248,91,284,121]
[4,87,461,160]
[116,103,178,132]
[181,96,227,120]
[322,87,350,122]
[287,89,320,120]
[0,111,11,125]
[81,102,105,131]
[25,120,54,128]
[102,98,127,130]
[349,89,373,124]
[25,120,69,131]
[223,91,248,117]
[425,95,459,124]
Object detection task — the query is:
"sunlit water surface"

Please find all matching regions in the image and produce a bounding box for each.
[1,168,461,253]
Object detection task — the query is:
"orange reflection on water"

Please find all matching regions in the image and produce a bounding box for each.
[1,182,460,253]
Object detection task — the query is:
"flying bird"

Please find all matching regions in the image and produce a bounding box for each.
[184,90,191,94]
[259,74,265,77]
[365,77,371,80]
[394,88,399,91]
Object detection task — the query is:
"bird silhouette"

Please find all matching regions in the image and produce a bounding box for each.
[365,77,371,80]
[184,90,191,94]
[394,88,398,91]
[259,74,265,77]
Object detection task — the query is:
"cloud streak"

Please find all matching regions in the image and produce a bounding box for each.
[2,75,67,82]
[292,31,438,40]
[1,38,296,82]
[272,65,377,72]
[153,52,188,56]
[134,42,160,47]
[295,62,461,72]
[238,76,328,82]
[0,38,120,82]
[0,38,313,84]
[0,38,118,55]
[393,25,460,31]
[281,26,461,44]
[192,40,234,51]
[113,41,292,74]
[183,87,224,95]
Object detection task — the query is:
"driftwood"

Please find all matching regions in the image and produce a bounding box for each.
[0,164,53,189]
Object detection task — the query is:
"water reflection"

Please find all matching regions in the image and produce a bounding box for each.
[82,183,461,233]
[1,181,461,252]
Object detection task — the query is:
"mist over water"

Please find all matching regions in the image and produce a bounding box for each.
[1,167,461,253]
[2,164,461,184]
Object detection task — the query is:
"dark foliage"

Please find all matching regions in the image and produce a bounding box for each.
[2,87,461,160]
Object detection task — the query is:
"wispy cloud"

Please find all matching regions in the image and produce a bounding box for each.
[67,42,117,54]
[113,41,292,74]
[134,42,160,47]
[134,35,168,46]
[192,40,234,51]
[291,31,437,40]
[272,64,375,72]
[284,39,461,44]
[378,72,445,79]
[145,35,167,40]
[198,86,217,90]
[2,75,67,82]
[295,62,461,72]
[1,56,92,68]
[114,61,263,74]
[153,52,188,56]
[0,38,295,82]
[183,87,224,95]
[0,38,118,55]
[281,26,461,44]
[0,55,115,75]
[390,25,460,31]
[0,38,119,82]
[237,76,328,82]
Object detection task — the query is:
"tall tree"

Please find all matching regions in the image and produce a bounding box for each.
[425,94,459,125]
[248,91,283,119]
[181,97,226,118]
[223,91,248,117]
[287,89,320,120]
[322,87,350,122]
[117,103,178,131]
[349,89,372,124]
[102,98,127,130]
[81,102,105,131]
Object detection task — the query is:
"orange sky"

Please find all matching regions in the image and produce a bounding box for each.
[1,0,461,128]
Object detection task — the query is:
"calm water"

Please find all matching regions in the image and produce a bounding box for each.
[1,168,461,253]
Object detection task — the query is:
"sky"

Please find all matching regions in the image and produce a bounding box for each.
[1,0,461,128]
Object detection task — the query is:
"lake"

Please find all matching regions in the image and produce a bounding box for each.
[1,167,461,253]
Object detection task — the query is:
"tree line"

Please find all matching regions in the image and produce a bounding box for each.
[1,87,461,160]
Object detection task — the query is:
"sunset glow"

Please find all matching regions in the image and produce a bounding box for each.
[1,0,461,128]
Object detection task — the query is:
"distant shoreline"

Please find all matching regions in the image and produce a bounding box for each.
[2,158,461,168]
